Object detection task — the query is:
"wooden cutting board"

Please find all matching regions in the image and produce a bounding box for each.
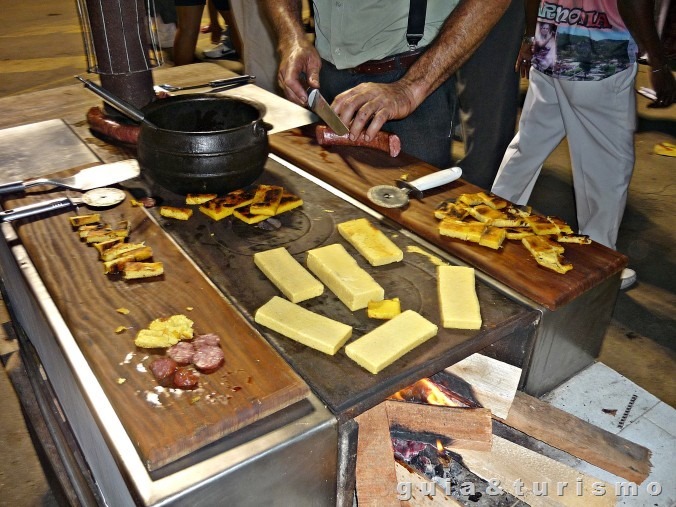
[269,126,627,311]
[2,168,309,471]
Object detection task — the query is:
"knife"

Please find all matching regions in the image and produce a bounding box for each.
[307,88,350,136]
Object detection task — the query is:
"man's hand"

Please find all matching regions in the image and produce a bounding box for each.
[649,66,676,108]
[260,0,320,105]
[277,41,322,106]
[331,80,419,142]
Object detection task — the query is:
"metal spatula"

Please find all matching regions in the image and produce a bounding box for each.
[367,167,463,208]
[0,159,140,195]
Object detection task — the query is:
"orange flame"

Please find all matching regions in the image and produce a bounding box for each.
[389,378,466,407]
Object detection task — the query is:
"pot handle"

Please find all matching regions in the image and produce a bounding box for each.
[254,120,272,137]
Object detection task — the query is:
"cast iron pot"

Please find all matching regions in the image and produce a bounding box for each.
[137,94,269,195]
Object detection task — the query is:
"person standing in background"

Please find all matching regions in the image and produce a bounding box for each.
[454,0,525,189]
[261,0,510,169]
[491,0,675,290]
[173,0,241,66]
[201,0,225,44]
[228,0,281,93]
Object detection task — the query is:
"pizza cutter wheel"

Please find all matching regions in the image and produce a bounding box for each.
[367,167,463,208]
[0,187,127,222]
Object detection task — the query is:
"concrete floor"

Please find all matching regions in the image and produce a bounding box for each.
[0,2,674,505]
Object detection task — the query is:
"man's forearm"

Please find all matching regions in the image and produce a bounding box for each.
[259,0,307,53]
[403,0,511,107]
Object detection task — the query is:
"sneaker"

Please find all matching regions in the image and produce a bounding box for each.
[203,38,236,59]
[620,268,637,290]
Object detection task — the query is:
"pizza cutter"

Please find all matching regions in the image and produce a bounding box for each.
[367,167,463,208]
[0,187,127,222]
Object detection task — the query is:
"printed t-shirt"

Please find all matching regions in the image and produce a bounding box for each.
[532,0,638,81]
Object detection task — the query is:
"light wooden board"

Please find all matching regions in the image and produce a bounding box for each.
[459,435,616,507]
[443,353,521,419]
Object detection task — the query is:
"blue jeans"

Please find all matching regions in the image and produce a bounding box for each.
[319,60,456,168]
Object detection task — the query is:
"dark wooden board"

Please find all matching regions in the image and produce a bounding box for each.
[148,158,538,420]
[2,168,309,471]
[269,126,628,311]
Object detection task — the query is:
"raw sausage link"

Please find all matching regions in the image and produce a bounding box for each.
[86,106,140,145]
[315,125,401,157]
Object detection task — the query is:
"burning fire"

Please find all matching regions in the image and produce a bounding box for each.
[389,378,468,407]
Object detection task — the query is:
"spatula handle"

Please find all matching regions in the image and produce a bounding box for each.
[0,181,28,195]
[408,167,463,191]
[0,197,74,222]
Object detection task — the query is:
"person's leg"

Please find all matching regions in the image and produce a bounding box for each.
[218,9,242,56]
[211,0,242,56]
[491,70,566,205]
[173,3,204,65]
[205,0,223,43]
[455,0,525,189]
[557,65,637,250]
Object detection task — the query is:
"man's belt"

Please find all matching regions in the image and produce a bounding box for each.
[349,47,425,75]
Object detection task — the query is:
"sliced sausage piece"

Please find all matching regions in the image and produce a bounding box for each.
[167,341,195,365]
[193,333,221,348]
[173,367,199,390]
[148,357,178,387]
[193,345,225,374]
[315,125,401,157]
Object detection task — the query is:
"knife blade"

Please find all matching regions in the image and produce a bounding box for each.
[307,88,349,136]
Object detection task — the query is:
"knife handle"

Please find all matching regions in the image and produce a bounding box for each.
[405,167,463,191]
[0,197,74,222]
[0,181,28,195]
[209,75,254,87]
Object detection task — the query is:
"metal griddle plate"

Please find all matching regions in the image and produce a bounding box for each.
[148,158,530,417]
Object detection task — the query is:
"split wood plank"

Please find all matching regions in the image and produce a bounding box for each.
[394,461,463,506]
[459,435,615,507]
[445,354,651,483]
[385,401,492,452]
[442,353,521,419]
[354,403,400,507]
[497,391,652,484]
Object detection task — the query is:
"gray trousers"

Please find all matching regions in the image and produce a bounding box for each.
[492,65,638,250]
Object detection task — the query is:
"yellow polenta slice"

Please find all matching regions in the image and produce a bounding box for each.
[255,296,352,355]
[345,310,438,374]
